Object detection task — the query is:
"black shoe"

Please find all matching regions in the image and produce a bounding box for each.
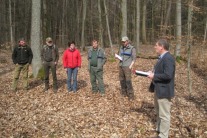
[92,91,98,93]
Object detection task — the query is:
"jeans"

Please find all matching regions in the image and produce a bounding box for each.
[67,67,78,92]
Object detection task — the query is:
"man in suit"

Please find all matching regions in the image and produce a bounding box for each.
[148,39,175,138]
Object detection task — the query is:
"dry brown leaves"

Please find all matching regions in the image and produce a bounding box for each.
[0,47,206,138]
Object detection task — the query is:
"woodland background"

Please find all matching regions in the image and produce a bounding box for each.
[0,0,207,138]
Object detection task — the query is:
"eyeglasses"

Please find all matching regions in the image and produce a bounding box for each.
[48,41,53,43]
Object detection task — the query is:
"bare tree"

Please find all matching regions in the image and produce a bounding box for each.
[121,0,127,37]
[31,0,42,78]
[162,0,172,36]
[175,0,182,59]
[104,0,113,55]
[187,0,193,97]
[136,0,140,53]
[98,0,104,48]
[142,0,147,44]
[81,0,87,51]
[9,0,14,51]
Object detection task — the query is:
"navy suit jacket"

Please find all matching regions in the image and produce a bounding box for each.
[149,52,175,99]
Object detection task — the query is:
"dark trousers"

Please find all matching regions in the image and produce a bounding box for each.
[119,66,134,99]
[43,61,57,89]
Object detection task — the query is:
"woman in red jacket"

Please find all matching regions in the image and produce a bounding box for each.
[62,41,81,92]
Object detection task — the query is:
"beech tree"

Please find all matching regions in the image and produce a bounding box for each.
[81,0,87,51]
[187,0,193,97]
[30,0,41,78]
[175,0,182,59]
[136,0,140,53]
[121,0,127,37]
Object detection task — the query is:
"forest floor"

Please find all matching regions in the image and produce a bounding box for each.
[0,45,206,138]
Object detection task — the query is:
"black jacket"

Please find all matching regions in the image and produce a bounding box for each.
[12,45,33,64]
[149,52,175,98]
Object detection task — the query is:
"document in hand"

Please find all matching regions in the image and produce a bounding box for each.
[115,54,122,61]
[135,70,150,77]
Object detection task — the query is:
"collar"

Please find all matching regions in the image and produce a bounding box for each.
[122,44,130,49]
[159,51,168,59]
[68,48,75,52]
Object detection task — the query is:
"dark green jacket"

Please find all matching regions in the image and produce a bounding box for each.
[88,47,106,71]
[41,44,59,63]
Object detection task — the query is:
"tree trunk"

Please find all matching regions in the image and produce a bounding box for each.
[175,0,182,58]
[31,0,42,78]
[142,0,147,44]
[187,0,193,97]
[42,0,47,40]
[75,0,81,47]
[104,0,113,55]
[136,0,140,53]
[162,0,172,36]
[98,0,104,48]
[81,0,87,51]
[9,0,14,51]
[121,0,127,37]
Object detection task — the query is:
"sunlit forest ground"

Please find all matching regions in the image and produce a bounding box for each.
[0,44,206,138]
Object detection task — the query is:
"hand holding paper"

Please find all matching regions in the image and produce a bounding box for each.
[115,54,122,61]
[134,70,150,77]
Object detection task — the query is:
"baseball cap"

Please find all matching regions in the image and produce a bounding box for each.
[121,36,129,42]
[46,37,53,43]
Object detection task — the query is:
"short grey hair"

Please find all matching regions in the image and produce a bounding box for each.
[157,39,169,50]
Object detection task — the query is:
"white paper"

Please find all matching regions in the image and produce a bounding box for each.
[135,70,150,76]
[115,54,122,61]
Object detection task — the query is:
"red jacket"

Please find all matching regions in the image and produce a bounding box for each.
[62,48,81,68]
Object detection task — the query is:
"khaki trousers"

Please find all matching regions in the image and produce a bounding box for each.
[12,63,29,90]
[154,93,172,138]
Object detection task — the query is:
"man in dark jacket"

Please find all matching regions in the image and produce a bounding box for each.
[41,37,59,92]
[12,39,33,91]
[148,39,175,138]
[88,40,106,95]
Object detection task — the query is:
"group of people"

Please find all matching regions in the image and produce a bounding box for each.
[11,36,175,138]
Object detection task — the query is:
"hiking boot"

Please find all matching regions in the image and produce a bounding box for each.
[24,87,29,91]
[11,89,17,92]
[53,88,58,93]
[43,87,49,92]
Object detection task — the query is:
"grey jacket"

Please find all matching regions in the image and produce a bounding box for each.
[88,48,106,71]
[118,44,136,67]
